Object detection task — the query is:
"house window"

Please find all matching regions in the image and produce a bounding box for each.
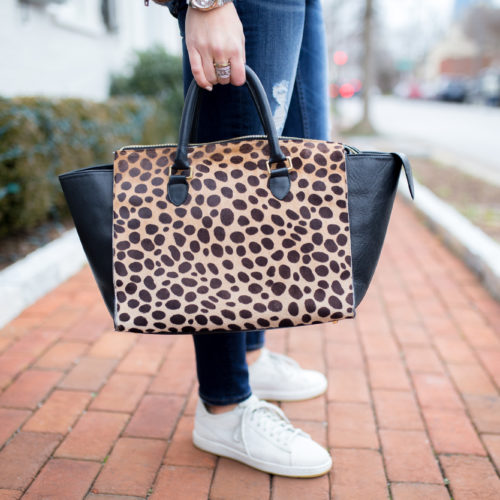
[101,0,118,33]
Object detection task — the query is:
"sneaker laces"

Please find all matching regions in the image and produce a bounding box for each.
[263,349,301,375]
[236,398,311,457]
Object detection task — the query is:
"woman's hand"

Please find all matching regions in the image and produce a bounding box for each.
[185,2,246,91]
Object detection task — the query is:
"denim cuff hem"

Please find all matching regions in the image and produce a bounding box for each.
[199,389,252,406]
[246,343,265,352]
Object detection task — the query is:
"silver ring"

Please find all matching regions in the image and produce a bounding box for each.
[214,61,231,79]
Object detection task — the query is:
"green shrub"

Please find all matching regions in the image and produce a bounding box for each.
[110,45,184,137]
[0,46,184,239]
[0,95,170,238]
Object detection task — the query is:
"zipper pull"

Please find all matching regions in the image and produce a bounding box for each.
[144,0,149,5]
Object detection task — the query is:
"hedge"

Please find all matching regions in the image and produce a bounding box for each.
[0,95,175,238]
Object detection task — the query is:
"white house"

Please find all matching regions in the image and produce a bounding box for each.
[0,0,182,100]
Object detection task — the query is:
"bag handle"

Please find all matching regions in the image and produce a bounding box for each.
[167,64,291,206]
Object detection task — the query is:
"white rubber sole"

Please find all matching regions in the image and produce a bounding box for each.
[192,429,332,478]
[251,383,327,402]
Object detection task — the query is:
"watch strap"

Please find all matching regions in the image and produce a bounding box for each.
[187,0,233,10]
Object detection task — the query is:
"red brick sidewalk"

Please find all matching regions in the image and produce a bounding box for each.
[0,198,499,500]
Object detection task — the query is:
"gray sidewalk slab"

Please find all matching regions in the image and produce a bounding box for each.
[0,228,87,328]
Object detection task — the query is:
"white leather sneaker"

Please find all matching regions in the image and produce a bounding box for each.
[192,394,332,477]
[248,348,327,401]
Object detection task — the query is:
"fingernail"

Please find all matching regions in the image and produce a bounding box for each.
[205,85,213,91]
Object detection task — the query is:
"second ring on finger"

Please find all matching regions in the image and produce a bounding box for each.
[213,60,231,81]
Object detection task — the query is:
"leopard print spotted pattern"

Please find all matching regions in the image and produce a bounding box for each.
[112,137,355,334]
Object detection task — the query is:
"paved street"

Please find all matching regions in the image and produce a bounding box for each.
[0,198,499,499]
[337,96,500,186]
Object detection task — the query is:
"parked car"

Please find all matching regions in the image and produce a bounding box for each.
[419,80,441,100]
[435,77,469,103]
[473,69,500,106]
[393,80,422,99]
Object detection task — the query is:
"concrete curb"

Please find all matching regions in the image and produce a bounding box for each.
[0,228,87,329]
[398,177,500,301]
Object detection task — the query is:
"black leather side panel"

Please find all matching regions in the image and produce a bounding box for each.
[59,165,115,321]
[346,154,401,307]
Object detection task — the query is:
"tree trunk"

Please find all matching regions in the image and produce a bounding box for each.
[350,0,376,134]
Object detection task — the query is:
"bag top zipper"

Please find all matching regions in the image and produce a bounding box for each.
[118,134,360,154]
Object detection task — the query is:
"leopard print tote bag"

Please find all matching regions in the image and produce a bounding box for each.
[59,64,414,335]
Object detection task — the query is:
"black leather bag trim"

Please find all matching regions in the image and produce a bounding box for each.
[59,164,115,321]
[346,151,412,306]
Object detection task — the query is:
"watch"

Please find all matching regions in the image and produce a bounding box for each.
[186,0,233,11]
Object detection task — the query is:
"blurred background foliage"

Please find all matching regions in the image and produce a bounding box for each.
[0,47,183,239]
[110,45,183,109]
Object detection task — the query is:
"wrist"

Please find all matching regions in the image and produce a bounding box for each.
[186,0,233,11]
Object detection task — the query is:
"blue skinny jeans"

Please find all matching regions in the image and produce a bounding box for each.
[176,0,330,405]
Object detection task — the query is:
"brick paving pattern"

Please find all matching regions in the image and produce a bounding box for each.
[0,198,499,499]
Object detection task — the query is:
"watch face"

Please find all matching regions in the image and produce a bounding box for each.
[192,0,217,8]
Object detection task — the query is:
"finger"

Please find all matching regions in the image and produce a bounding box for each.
[188,47,213,91]
[200,50,219,88]
[210,43,230,85]
[213,59,231,86]
[242,34,246,64]
[230,53,246,87]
